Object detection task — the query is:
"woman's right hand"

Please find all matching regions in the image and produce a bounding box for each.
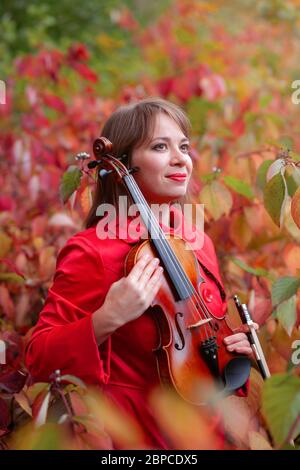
[92,254,164,343]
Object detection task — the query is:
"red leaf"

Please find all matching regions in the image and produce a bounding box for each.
[157,67,205,103]
[1,331,24,369]
[0,196,16,212]
[115,9,139,32]
[0,368,27,394]
[16,49,63,81]
[67,44,90,62]
[0,258,26,280]
[157,77,174,97]
[231,117,245,138]
[42,93,66,113]
[72,63,98,83]
[0,397,10,433]
[32,388,50,422]
[21,112,50,132]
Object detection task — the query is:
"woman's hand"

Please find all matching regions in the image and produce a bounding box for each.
[104,253,163,327]
[92,253,164,344]
[223,323,259,356]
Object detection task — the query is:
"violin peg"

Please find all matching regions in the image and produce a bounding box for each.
[87,159,102,169]
[99,168,113,179]
[128,166,140,174]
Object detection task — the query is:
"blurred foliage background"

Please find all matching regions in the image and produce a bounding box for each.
[1,0,300,451]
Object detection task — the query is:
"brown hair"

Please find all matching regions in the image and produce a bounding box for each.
[84,97,191,229]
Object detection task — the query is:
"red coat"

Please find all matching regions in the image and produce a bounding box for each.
[25,214,246,449]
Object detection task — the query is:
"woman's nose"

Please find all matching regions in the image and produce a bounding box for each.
[170,148,188,165]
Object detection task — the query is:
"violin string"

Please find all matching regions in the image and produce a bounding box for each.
[126,175,218,340]
[127,176,214,340]
[129,173,230,346]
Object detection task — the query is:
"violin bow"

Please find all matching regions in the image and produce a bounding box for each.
[234,295,271,380]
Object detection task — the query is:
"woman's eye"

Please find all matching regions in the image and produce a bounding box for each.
[153,143,167,151]
[181,144,190,152]
[152,142,190,152]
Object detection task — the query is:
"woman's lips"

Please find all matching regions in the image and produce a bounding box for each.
[166,174,187,182]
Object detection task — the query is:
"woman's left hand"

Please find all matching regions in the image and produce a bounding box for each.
[223,323,259,356]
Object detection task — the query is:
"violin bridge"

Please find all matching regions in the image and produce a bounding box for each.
[187,318,211,329]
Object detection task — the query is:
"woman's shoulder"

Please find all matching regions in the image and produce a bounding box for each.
[55,226,101,269]
[64,226,98,249]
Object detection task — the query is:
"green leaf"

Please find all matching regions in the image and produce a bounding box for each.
[262,374,300,445]
[27,383,50,402]
[274,295,297,336]
[231,258,271,278]
[223,175,254,199]
[31,423,65,450]
[266,159,286,182]
[60,374,87,389]
[256,160,273,190]
[200,172,218,184]
[0,272,25,283]
[59,166,82,204]
[285,173,299,197]
[272,277,300,306]
[278,136,294,150]
[259,94,273,108]
[263,172,287,227]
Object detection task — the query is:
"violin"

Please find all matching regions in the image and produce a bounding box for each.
[89,137,251,405]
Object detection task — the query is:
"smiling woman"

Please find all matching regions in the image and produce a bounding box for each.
[25,97,256,450]
[131,113,193,206]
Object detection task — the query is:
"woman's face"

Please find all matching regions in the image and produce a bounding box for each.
[131,113,193,204]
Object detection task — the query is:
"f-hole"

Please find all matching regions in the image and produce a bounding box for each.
[174,312,185,350]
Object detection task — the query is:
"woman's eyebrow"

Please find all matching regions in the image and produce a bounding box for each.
[151,137,189,142]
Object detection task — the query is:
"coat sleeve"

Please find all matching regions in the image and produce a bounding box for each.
[25,235,111,386]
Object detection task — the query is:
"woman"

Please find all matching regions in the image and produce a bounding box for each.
[25,97,255,449]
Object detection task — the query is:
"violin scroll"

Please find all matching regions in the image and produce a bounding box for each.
[93,137,113,158]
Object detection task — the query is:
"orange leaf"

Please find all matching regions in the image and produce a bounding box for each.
[248,277,272,325]
[271,322,300,363]
[38,246,56,281]
[80,186,93,216]
[283,244,300,276]
[0,285,15,319]
[291,186,300,229]
[228,211,252,250]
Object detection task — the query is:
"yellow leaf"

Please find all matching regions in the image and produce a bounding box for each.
[0,232,12,258]
[96,33,123,50]
[32,237,44,251]
[83,387,145,449]
[200,181,232,220]
[249,431,273,450]
[149,386,221,449]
